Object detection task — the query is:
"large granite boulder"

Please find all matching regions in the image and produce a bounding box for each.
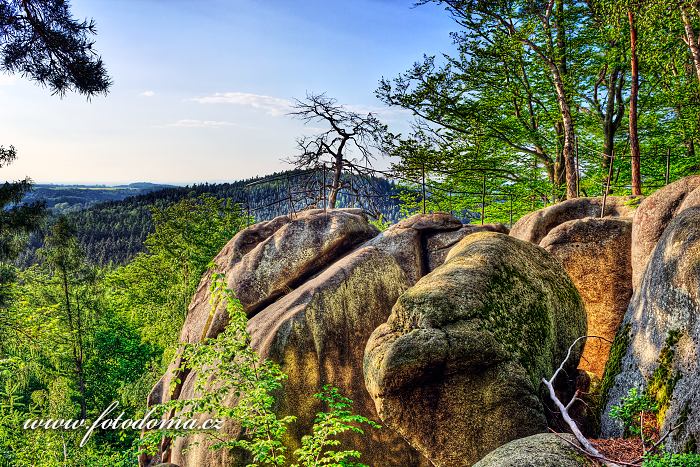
[541,217,633,378]
[364,232,587,467]
[425,223,509,271]
[146,211,494,467]
[169,246,425,467]
[631,175,700,288]
[149,209,377,407]
[230,209,379,314]
[601,207,700,453]
[366,212,507,283]
[511,196,639,245]
[473,433,589,467]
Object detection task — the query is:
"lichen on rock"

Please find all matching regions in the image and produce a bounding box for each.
[473,433,592,467]
[364,232,587,466]
[601,206,700,452]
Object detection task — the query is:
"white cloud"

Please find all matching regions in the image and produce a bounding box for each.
[164,119,238,128]
[189,92,292,116]
[140,90,156,97]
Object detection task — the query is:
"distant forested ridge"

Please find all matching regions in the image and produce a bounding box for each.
[22,183,176,213]
[18,170,400,267]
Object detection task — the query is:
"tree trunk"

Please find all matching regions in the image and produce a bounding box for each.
[61,268,86,419]
[602,67,624,184]
[629,9,642,196]
[681,4,700,84]
[552,0,576,199]
[327,154,343,209]
[550,68,577,199]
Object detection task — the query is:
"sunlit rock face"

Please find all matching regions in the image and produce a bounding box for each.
[145,210,507,467]
[540,217,633,378]
[602,207,700,454]
[364,232,586,467]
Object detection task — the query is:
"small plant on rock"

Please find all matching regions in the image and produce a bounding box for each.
[293,385,380,467]
[610,388,658,437]
[142,274,379,467]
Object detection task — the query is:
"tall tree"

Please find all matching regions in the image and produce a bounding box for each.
[287,93,388,209]
[0,146,45,262]
[582,0,628,183]
[382,1,585,200]
[0,0,110,265]
[628,7,642,195]
[421,0,580,198]
[680,1,700,84]
[39,217,91,418]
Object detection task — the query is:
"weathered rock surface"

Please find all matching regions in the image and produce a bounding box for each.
[630,175,700,288]
[147,211,493,467]
[473,433,590,467]
[601,207,700,453]
[510,196,639,245]
[170,246,425,467]
[425,223,509,271]
[541,217,633,378]
[364,232,587,467]
[149,209,377,406]
[365,213,507,283]
[231,208,378,315]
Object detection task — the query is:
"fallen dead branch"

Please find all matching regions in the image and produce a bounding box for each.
[544,335,685,467]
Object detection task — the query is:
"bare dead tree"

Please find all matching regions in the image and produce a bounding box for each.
[285,93,389,209]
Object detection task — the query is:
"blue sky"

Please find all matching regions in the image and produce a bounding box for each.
[0,0,455,184]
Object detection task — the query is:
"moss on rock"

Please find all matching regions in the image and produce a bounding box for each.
[600,323,631,410]
[364,232,587,466]
[647,330,681,426]
[473,433,592,467]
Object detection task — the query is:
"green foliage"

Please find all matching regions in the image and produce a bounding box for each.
[0,197,245,464]
[368,214,392,232]
[0,146,46,264]
[610,388,658,437]
[163,273,294,466]
[0,219,149,464]
[106,194,247,354]
[292,385,380,467]
[642,453,700,466]
[145,277,377,467]
[0,0,111,96]
[381,0,700,223]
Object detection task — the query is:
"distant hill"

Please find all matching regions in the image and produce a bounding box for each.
[18,170,401,267]
[23,183,176,213]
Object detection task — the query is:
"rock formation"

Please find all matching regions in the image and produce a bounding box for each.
[601,207,700,453]
[145,210,508,467]
[473,433,589,467]
[510,196,639,245]
[364,232,587,466]
[630,175,700,288]
[540,217,633,378]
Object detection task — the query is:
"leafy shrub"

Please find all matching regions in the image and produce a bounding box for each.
[293,385,380,467]
[643,453,700,466]
[143,275,379,467]
[609,388,658,436]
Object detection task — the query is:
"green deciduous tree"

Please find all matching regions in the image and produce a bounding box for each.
[107,194,248,356]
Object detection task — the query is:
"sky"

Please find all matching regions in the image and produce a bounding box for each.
[0,0,456,185]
